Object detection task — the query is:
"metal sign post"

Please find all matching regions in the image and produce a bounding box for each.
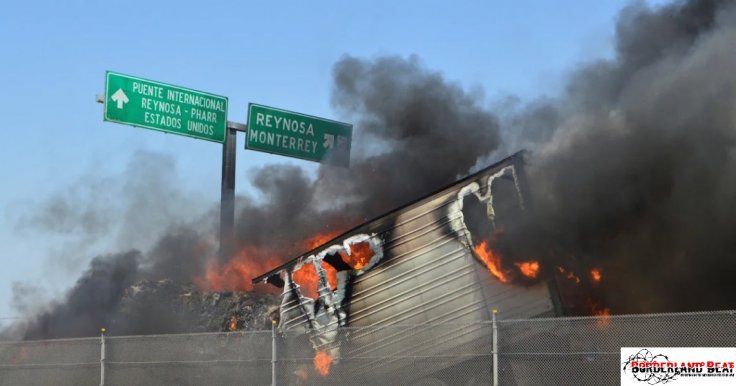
[220,122,247,261]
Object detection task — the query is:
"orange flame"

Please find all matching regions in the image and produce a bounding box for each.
[515,261,540,279]
[305,231,341,250]
[341,241,374,270]
[290,232,343,298]
[292,261,338,299]
[195,231,343,294]
[474,240,510,283]
[195,249,280,292]
[590,268,602,283]
[227,316,238,332]
[313,351,333,377]
[556,266,581,284]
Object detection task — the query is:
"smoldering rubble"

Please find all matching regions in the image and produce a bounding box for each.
[14,249,279,340]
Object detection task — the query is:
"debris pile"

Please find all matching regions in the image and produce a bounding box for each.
[112,279,279,334]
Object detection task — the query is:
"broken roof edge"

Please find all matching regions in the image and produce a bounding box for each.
[251,150,528,285]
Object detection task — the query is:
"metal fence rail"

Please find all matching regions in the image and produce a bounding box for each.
[1,310,734,385]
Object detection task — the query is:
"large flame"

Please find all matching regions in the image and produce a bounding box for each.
[195,247,280,292]
[195,231,342,293]
[293,234,378,297]
[341,241,374,270]
[515,261,540,279]
[313,351,333,377]
[305,231,341,250]
[290,232,341,298]
[292,261,338,299]
[474,240,510,284]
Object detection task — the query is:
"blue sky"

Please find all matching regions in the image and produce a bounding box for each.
[0,0,659,323]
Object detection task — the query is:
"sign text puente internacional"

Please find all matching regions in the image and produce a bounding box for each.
[104,71,228,143]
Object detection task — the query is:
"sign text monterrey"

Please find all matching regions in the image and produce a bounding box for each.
[246,103,352,166]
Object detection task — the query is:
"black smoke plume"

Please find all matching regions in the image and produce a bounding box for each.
[22,251,140,340]
[494,0,736,313]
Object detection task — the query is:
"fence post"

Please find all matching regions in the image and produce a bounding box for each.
[271,320,277,386]
[100,328,106,386]
[492,310,498,386]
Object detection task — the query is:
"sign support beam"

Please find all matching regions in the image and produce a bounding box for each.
[219,121,247,262]
[99,85,245,263]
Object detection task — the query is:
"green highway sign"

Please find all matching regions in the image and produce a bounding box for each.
[104,71,228,143]
[246,103,352,166]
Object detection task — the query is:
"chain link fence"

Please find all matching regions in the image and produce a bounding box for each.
[0,336,100,386]
[1,310,734,385]
[496,310,736,386]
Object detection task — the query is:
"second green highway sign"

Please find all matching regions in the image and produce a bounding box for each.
[246,103,352,166]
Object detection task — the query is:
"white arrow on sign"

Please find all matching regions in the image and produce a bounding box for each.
[323,133,335,149]
[111,88,129,109]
